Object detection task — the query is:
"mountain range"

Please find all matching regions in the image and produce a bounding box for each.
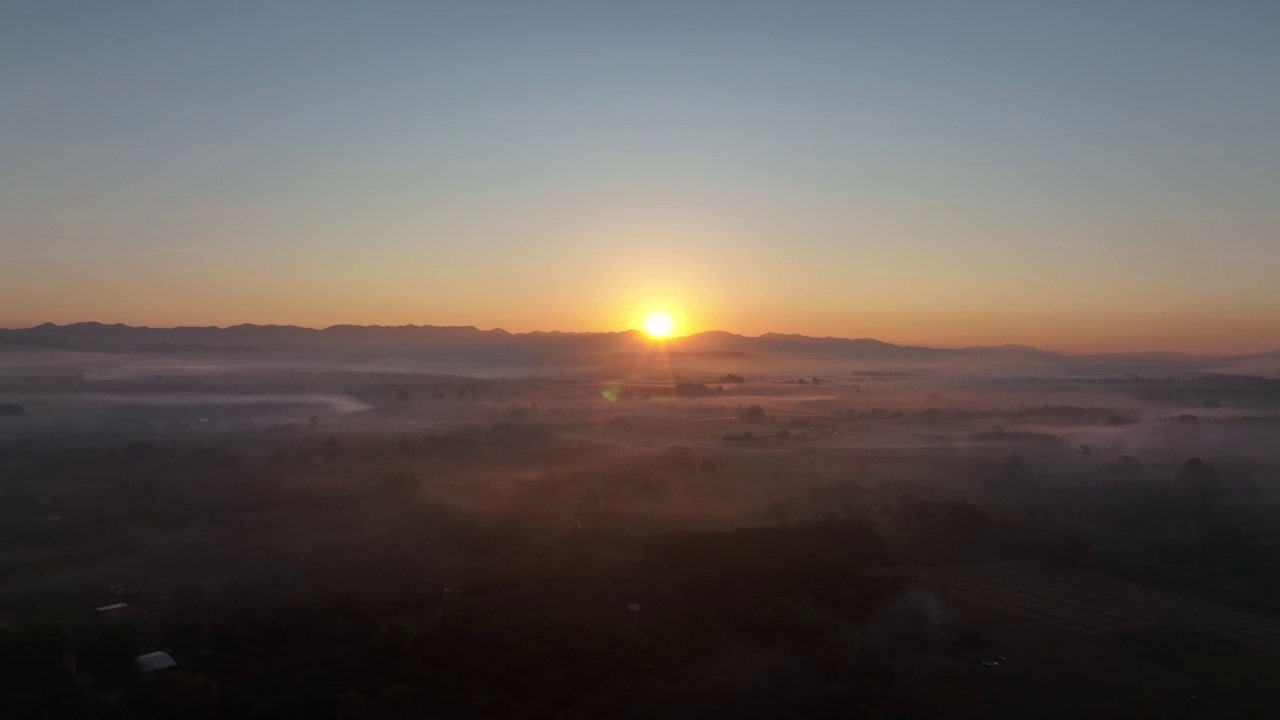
[0,322,1275,367]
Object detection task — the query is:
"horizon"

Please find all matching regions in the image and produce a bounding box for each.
[5,318,1277,358]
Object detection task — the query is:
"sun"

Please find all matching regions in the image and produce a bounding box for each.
[643,312,674,338]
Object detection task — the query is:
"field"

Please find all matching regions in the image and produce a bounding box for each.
[3,348,1280,718]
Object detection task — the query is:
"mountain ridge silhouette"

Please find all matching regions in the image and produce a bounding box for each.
[1,322,1274,362]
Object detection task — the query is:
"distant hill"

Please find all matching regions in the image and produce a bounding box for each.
[962,343,1061,358]
[0,322,1272,367]
[0,322,646,357]
[0,322,976,360]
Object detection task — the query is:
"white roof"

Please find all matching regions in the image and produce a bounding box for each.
[135,651,177,673]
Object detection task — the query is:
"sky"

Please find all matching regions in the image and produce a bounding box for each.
[3,1,1278,353]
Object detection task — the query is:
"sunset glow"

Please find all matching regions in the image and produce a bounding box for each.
[643,312,674,338]
[1,3,1278,356]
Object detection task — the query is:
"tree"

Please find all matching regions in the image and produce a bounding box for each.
[1175,458,1224,517]
[674,382,714,398]
[1107,455,1143,482]
[895,500,991,560]
[381,683,415,718]
[322,434,343,457]
[662,445,697,471]
[336,688,370,720]
[1044,532,1093,568]
[76,623,138,685]
[372,621,416,657]
[154,672,220,720]
[380,471,422,497]
[984,454,1028,494]
[0,616,78,718]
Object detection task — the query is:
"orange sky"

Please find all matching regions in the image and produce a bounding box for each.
[3,279,1276,355]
